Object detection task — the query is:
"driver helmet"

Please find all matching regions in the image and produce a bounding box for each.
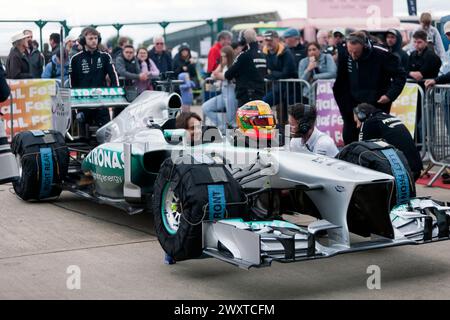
[236,100,276,140]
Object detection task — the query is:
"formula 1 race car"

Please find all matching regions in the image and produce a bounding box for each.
[1,88,450,269]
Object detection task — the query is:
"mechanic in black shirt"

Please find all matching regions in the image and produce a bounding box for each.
[224,29,267,107]
[69,27,119,130]
[353,103,423,181]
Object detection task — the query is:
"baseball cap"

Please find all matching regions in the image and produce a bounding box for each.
[283,28,300,38]
[333,28,346,37]
[64,35,76,44]
[444,21,450,35]
[11,32,28,43]
[263,30,279,40]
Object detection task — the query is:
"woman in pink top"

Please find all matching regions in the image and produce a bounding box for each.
[136,47,160,93]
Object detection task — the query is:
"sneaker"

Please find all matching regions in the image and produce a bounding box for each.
[164,253,176,265]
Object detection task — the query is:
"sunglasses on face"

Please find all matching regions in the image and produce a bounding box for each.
[155,42,164,45]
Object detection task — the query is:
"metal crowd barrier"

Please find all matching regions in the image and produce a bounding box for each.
[198,78,313,128]
[417,84,427,160]
[264,79,312,126]
[423,84,450,187]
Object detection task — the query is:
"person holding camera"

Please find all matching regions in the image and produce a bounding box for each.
[69,27,119,129]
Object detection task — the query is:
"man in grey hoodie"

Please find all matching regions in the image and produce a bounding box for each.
[385,29,409,72]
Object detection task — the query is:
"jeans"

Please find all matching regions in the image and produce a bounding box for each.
[202,84,237,132]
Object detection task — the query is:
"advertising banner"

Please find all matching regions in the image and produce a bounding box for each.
[0,79,71,138]
[390,83,419,138]
[307,0,393,19]
[0,79,56,137]
[314,80,345,147]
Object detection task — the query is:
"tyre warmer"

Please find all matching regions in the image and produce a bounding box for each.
[336,139,415,205]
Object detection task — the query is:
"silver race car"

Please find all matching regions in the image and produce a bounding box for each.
[1,88,449,269]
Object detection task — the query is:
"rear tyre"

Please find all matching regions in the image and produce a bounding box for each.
[11,130,69,201]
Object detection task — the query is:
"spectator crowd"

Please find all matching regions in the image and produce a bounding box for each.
[1,11,450,156]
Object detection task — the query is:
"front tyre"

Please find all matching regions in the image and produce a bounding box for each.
[153,158,247,261]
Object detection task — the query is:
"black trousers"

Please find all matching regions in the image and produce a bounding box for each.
[342,117,360,145]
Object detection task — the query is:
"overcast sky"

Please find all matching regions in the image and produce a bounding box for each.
[0,0,449,55]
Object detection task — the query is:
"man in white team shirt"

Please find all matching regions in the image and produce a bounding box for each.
[288,103,338,157]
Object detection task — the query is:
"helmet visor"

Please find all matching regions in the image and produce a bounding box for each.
[250,115,275,127]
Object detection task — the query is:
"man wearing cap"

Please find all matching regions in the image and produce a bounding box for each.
[263,30,297,80]
[262,30,297,110]
[332,28,347,61]
[283,28,306,69]
[333,31,406,145]
[385,28,409,71]
[6,32,32,79]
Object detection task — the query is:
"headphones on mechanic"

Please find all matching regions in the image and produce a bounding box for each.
[347,32,371,50]
[238,30,247,47]
[353,104,373,122]
[297,105,315,135]
[79,27,102,47]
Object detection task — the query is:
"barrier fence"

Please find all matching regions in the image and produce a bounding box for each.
[423,84,450,186]
[264,79,311,126]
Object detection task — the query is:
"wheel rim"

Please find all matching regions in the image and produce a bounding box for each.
[161,183,181,235]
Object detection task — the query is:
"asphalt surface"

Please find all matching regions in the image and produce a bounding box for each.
[0,182,449,300]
